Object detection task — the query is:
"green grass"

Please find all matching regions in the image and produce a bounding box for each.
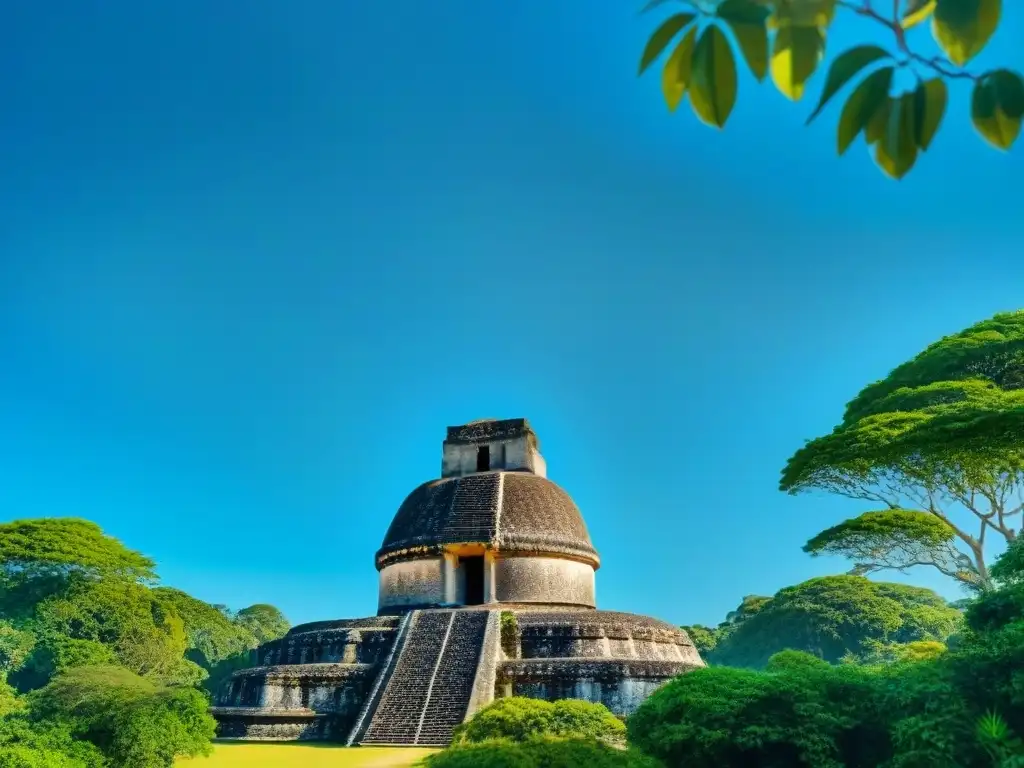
[179,742,439,768]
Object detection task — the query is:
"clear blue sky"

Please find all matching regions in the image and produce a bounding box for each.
[1,1,1021,628]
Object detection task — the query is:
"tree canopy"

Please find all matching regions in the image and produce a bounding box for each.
[707,575,960,667]
[0,519,156,587]
[639,0,1022,180]
[151,588,253,668]
[0,518,287,766]
[629,541,1024,766]
[0,516,288,703]
[234,604,290,647]
[781,311,1024,589]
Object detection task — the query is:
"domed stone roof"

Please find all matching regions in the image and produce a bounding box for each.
[376,471,599,569]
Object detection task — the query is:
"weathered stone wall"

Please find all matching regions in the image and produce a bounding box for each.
[378,557,445,611]
[213,615,403,742]
[211,708,327,741]
[256,628,395,666]
[491,610,705,717]
[514,610,704,666]
[218,663,376,711]
[494,556,595,607]
[464,610,500,720]
[497,659,688,716]
[441,437,546,478]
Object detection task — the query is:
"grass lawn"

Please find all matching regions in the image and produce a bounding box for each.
[179,742,439,768]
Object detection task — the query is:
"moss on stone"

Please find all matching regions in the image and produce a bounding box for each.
[499,612,519,658]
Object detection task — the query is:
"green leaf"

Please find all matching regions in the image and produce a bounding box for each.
[865,97,890,144]
[875,92,918,179]
[971,75,1022,150]
[716,0,770,81]
[903,0,937,28]
[807,45,891,124]
[639,13,698,75]
[640,0,679,13]
[662,27,698,111]
[932,0,1001,66]
[689,25,739,128]
[913,77,947,150]
[990,69,1024,119]
[836,66,894,154]
[771,25,824,101]
[772,0,837,28]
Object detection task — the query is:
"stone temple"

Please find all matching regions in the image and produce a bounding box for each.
[212,418,704,746]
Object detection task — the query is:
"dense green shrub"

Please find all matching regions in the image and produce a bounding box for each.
[0,716,105,768]
[454,697,625,745]
[964,584,1024,635]
[27,665,215,768]
[631,540,1024,768]
[764,649,830,673]
[628,663,885,768]
[854,639,948,666]
[13,637,118,691]
[0,679,21,718]
[424,737,660,768]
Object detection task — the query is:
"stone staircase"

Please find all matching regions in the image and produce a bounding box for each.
[357,609,489,746]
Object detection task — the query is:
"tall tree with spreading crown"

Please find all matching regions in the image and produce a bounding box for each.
[781,310,1024,590]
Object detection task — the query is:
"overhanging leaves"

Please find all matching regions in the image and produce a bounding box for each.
[973,70,1024,150]
[875,91,918,179]
[836,66,894,154]
[932,0,1001,66]
[904,0,937,28]
[990,69,1024,119]
[771,24,824,101]
[772,0,838,28]
[662,26,698,111]
[689,25,739,128]
[914,77,948,150]
[639,13,697,75]
[717,0,771,81]
[807,44,891,124]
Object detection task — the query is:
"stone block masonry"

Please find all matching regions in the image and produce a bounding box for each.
[358,609,489,746]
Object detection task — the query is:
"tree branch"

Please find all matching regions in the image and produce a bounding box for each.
[849,558,973,584]
[836,0,980,82]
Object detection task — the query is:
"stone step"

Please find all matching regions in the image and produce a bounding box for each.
[359,609,488,746]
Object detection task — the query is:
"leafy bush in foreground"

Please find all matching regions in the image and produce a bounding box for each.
[27,665,215,768]
[628,661,883,768]
[453,697,625,745]
[0,716,105,768]
[631,540,1024,768]
[423,737,659,768]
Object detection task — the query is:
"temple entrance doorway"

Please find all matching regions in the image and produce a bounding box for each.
[462,556,485,605]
